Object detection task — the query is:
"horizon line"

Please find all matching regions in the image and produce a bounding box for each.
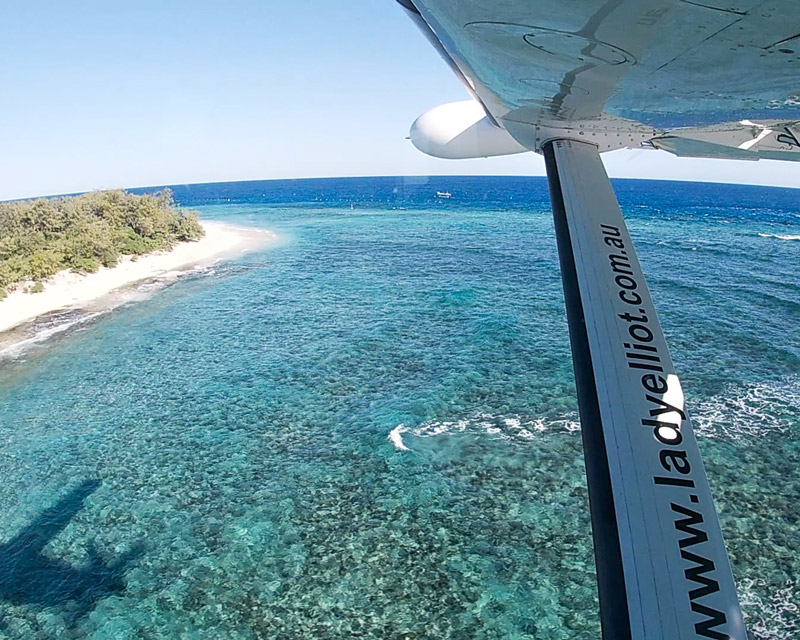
[5,173,800,203]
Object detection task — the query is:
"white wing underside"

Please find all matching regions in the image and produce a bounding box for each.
[409,0,800,161]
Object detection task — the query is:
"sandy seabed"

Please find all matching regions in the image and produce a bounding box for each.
[0,221,274,349]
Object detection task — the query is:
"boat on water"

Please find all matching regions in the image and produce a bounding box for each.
[436,190,451,198]
[397,1,800,638]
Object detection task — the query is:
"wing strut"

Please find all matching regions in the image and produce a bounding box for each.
[543,139,748,640]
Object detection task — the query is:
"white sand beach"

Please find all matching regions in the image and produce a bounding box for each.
[0,221,274,336]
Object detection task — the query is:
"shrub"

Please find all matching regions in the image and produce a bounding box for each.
[0,189,205,296]
[70,257,101,273]
[171,212,204,242]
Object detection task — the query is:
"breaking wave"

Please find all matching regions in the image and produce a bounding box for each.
[739,578,800,640]
[388,378,800,449]
[0,309,108,360]
[757,233,800,241]
[691,377,800,441]
[388,413,580,451]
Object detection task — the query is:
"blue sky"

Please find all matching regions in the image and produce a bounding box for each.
[1,0,798,200]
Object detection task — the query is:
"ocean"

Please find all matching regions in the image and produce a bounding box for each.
[0,176,798,639]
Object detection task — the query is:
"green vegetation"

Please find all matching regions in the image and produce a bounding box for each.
[0,190,204,295]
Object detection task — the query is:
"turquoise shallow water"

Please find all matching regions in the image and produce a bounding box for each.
[0,177,798,638]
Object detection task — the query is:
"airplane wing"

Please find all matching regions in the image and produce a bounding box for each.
[401,0,800,162]
[396,2,798,640]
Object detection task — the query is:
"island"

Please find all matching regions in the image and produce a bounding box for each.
[0,189,273,340]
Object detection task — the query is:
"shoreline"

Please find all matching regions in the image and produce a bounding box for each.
[0,221,274,354]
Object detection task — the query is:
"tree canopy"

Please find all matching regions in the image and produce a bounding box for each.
[0,190,204,298]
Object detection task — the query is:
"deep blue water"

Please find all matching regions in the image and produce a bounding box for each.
[0,176,798,639]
